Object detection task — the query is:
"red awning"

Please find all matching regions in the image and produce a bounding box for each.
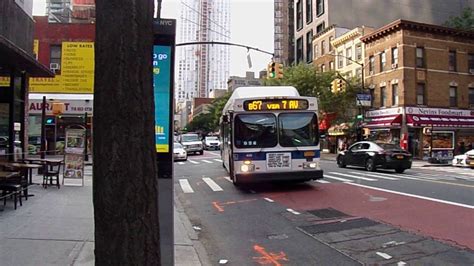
[363,114,402,128]
[406,114,474,128]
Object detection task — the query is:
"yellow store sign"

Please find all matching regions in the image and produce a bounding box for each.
[30,42,95,93]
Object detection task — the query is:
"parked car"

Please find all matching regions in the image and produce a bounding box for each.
[337,141,412,173]
[203,136,221,150]
[179,133,203,155]
[452,149,474,168]
[173,142,187,161]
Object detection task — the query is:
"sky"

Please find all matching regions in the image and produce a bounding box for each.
[32,0,274,77]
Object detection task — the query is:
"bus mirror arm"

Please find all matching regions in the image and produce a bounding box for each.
[222,115,229,123]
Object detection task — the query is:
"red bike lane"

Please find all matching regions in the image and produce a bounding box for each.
[263,183,474,250]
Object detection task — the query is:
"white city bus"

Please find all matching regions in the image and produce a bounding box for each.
[220,86,323,185]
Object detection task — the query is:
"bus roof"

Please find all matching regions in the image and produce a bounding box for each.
[223,86,300,113]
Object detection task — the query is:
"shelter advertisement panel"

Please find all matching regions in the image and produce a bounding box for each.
[153,45,171,153]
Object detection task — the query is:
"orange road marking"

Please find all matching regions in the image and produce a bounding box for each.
[253,244,288,266]
[212,201,224,212]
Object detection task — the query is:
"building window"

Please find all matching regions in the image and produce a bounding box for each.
[320,64,326,72]
[313,44,319,58]
[469,54,474,74]
[316,0,324,16]
[355,44,362,61]
[337,51,343,69]
[356,67,362,79]
[329,36,334,51]
[369,55,375,73]
[416,47,425,68]
[381,86,387,107]
[306,30,313,63]
[416,84,425,105]
[50,44,62,73]
[449,50,457,72]
[392,84,399,106]
[306,0,312,24]
[329,61,334,70]
[391,47,398,65]
[469,88,474,107]
[346,47,352,66]
[449,86,457,107]
[296,37,303,63]
[321,40,326,55]
[296,0,303,30]
[380,51,386,72]
[316,22,325,33]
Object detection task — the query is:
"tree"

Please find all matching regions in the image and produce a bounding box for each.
[94,1,160,264]
[186,114,214,133]
[264,63,359,123]
[207,92,231,130]
[444,7,474,30]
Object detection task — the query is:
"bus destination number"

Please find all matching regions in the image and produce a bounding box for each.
[244,99,308,111]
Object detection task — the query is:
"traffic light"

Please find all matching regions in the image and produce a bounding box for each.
[356,114,364,120]
[267,62,276,79]
[45,117,55,125]
[275,63,284,79]
[331,79,346,93]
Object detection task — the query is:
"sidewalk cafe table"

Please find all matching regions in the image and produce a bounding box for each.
[0,162,42,185]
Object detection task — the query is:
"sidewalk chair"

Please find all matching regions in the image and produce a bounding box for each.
[42,162,61,189]
[0,182,23,210]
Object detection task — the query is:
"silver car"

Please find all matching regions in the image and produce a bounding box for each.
[173,142,187,161]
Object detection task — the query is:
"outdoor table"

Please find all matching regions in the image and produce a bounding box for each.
[0,171,20,181]
[0,162,42,185]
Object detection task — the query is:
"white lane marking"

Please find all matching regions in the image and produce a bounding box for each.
[329,172,377,181]
[324,174,353,183]
[177,162,185,165]
[202,160,213,164]
[316,180,330,184]
[214,159,223,163]
[208,151,221,156]
[397,262,407,266]
[179,179,194,193]
[202,177,223,192]
[349,172,399,181]
[346,182,474,209]
[376,171,439,181]
[223,176,232,183]
[286,208,301,215]
[188,160,199,164]
[264,198,274,202]
[376,252,392,260]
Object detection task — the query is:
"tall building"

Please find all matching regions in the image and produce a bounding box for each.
[176,0,230,101]
[274,0,294,65]
[47,0,95,23]
[294,0,474,64]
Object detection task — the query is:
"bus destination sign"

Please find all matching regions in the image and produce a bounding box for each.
[244,99,309,111]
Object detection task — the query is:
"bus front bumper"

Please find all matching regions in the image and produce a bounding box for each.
[235,170,323,183]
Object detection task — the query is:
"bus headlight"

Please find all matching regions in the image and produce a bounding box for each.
[241,161,255,173]
[303,162,318,169]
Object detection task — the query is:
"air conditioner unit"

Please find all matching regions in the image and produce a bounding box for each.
[391,63,398,69]
[50,63,60,71]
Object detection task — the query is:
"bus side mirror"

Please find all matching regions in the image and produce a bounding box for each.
[222,115,229,123]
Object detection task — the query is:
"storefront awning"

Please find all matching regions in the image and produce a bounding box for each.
[363,114,402,128]
[0,35,54,77]
[406,114,474,128]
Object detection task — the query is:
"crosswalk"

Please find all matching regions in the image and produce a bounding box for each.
[176,166,474,194]
[176,158,223,166]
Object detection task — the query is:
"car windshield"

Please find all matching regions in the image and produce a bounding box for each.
[279,113,319,147]
[181,135,199,142]
[174,143,183,149]
[206,137,218,141]
[377,143,402,150]
[234,114,277,148]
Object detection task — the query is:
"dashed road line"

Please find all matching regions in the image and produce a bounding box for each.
[315,180,330,184]
[349,171,399,181]
[202,160,213,164]
[202,177,224,192]
[214,158,223,163]
[330,172,377,181]
[177,162,185,165]
[264,198,274,202]
[286,208,300,215]
[188,160,199,165]
[324,174,353,183]
[376,252,392,260]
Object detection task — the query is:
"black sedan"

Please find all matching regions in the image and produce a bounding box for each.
[337,141,412,173]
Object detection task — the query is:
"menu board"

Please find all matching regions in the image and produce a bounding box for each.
[63,128,86,183]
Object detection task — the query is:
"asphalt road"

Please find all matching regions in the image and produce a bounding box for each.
[175,150,474,265]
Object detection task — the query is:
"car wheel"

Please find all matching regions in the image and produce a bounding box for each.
[365,158,376,172]
[337,155,346,168]
[199,150,203,155]
[395,168,405,173]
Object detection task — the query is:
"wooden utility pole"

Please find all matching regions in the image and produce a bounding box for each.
[93,0,160,264]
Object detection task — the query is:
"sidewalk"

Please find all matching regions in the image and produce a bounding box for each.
[0,165,207,265]
[320,152,451,167]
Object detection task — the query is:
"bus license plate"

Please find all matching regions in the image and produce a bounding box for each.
[266,153,291,170]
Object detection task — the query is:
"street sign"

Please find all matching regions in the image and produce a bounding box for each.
[356,94,372,107]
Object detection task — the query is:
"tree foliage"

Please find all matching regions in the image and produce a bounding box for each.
[263,63,360,123]
[185,92,231,133]
[444,7,474,30]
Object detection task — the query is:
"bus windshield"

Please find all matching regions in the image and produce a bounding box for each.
[234,114,277,148]
[279,113,319,147]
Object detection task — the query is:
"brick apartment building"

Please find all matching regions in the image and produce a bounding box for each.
[361,19,474,160]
